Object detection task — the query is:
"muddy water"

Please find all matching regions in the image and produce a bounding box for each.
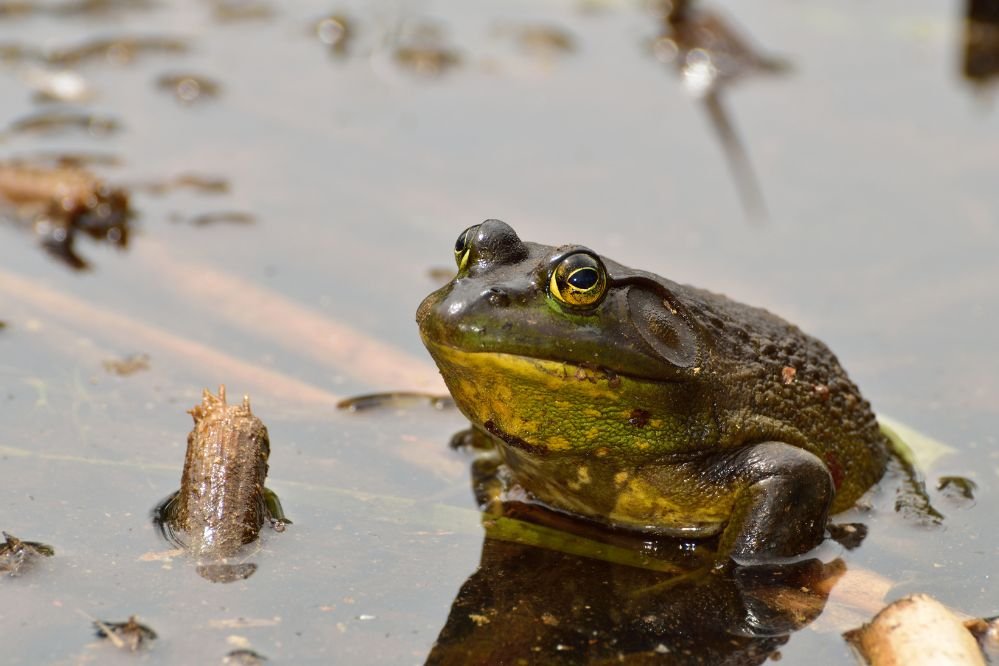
[1,0,997,663]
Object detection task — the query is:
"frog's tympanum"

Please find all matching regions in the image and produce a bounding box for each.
[416,220,889,563]
[154,386,289,561]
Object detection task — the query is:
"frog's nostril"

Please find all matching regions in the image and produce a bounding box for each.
[486,287,510,307]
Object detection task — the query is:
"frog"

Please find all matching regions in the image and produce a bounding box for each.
[416,219,889,564]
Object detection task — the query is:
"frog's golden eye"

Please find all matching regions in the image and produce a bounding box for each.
[453,224,478,271]
[549,252,607,309]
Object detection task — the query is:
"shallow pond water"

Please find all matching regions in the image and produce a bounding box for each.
[1,0,997,664]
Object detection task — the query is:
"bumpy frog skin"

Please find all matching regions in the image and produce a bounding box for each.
[416,220,889,563]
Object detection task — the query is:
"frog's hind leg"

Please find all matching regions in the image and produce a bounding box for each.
[714,442,834,565]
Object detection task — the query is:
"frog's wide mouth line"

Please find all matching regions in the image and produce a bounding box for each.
[421,337,666,386]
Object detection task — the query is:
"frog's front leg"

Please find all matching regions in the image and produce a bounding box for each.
[712,442,834,565]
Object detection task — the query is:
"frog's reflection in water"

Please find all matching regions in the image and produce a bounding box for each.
[428,528,843,665]
[428,434,845,665]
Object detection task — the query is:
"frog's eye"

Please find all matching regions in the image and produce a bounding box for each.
[453,224,478,271]
[549,252,607,309]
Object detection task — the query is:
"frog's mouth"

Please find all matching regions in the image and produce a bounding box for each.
[420,337,711,459]
[415,279,703,384]
[420,337,629,397]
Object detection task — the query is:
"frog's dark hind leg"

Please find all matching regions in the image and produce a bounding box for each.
[715,442,834,565]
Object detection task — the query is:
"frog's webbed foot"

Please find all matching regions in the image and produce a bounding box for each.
[263,487,291,531]
[715,442,833,565]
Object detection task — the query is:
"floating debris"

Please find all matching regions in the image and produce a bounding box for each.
[392,21,461,77]
[337,391,454,412]
[845,594,987,666]
[5,109,120,138]
[45,35,188,67]
[650,0,789,224]
[0,2,32,18]
[49,0,157,17]
[93,615,157,652]
[313,13,352,56]
[188,211,255,226]
[0,531,54,576]
[936,475,977,508]
[102,353,150,376]
[21,67,95,103]
[137,173,230,195]
[224,649,268,665]
[966,616,999,661]
[19,151,124,169]
[1,0,157,18]
[394,45,461,77]
[0,161,132,270]
[494,23,575,57]
[0,42,42,64]
[210,0,273,23]
[963,0,999,92]
[156,72,222,104]
[652,1,788,95]
[153,386,290,579]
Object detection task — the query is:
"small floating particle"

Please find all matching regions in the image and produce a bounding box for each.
[337,391,454,412]
[313,13,352,56]
[45,35,188,67]
[156,72,222,104]
[189,211,256,226]
[6,109,120,137]
[936,475,977,507]
[0,531,54,576]
[224,649,269,665]
[211,0,273,22]
[103,353,150,376]
[93,615,157,651]
[394,45,461,76]
[21,66,95,103]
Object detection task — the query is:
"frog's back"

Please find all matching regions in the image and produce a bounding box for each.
[676,283,888,511]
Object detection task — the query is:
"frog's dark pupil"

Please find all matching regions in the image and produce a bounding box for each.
[567,267,598,290]
[454,232,467,254]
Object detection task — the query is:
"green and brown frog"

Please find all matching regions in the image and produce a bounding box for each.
[416,220,889,564]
